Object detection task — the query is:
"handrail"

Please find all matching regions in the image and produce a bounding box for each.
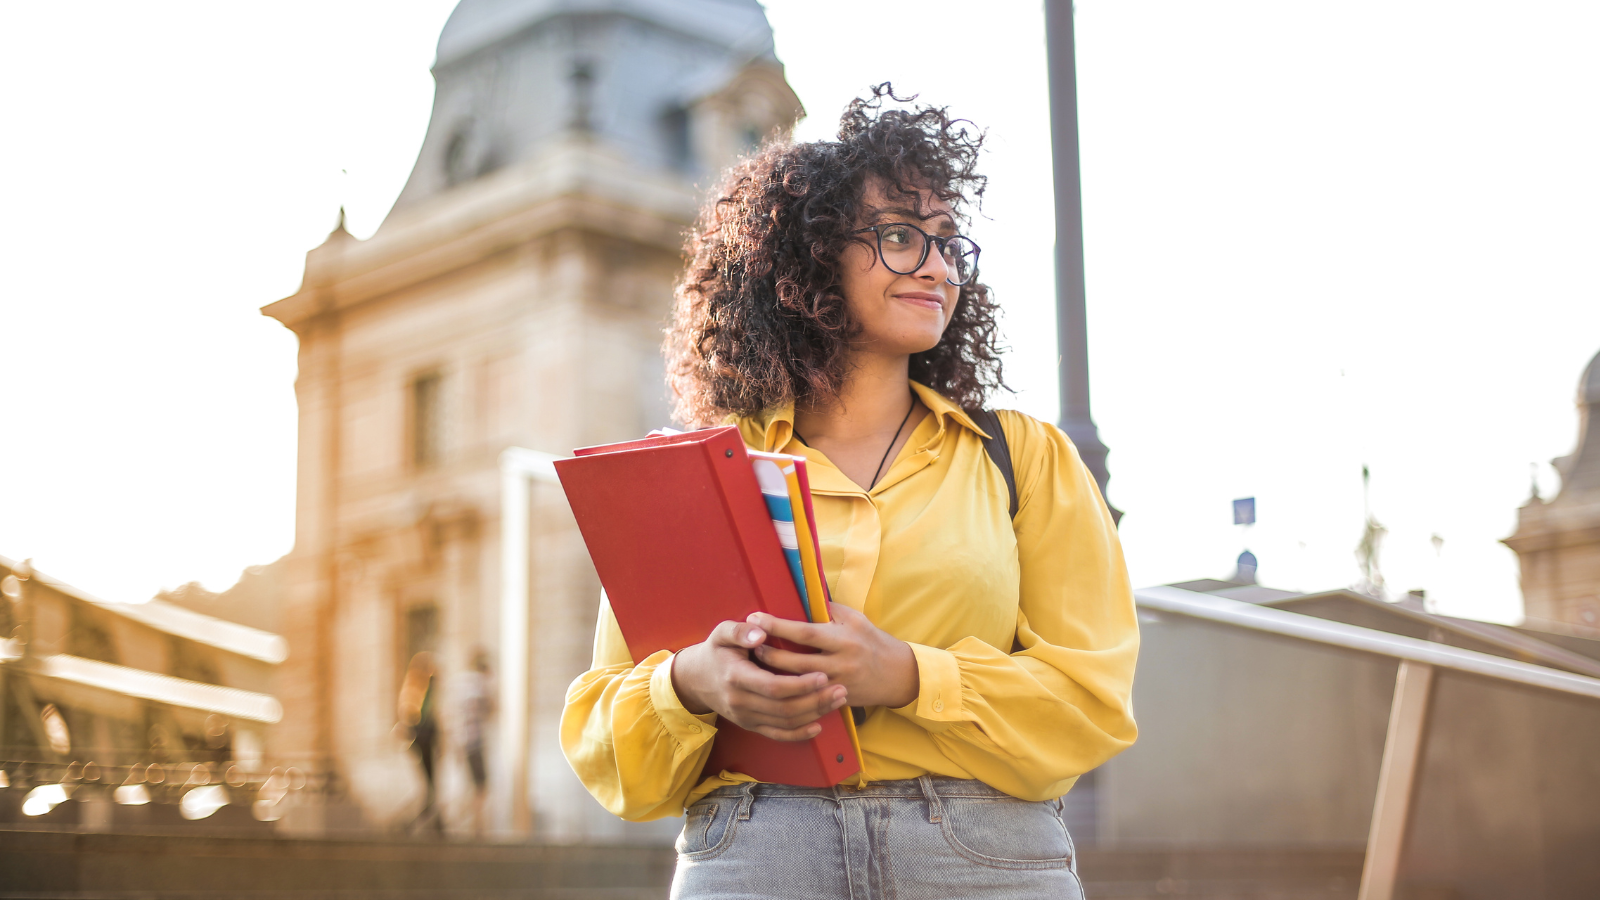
[18,654,283,723]
[1275,589,1600,679]
[1135,585,1600,701]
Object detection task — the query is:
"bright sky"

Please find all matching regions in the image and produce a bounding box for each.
[3,2,1596,622]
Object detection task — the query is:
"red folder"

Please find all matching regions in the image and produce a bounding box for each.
[554,426,860,787]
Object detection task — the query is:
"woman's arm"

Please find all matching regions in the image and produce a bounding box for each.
[889,412,1139,798]
[748,412,1138,800]
[560,599,846,820]
[560,602,716,821]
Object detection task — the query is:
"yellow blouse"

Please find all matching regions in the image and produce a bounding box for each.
[561,381,1139,821]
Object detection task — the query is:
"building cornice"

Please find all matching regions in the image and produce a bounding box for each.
[1503,499,1600,554]
[263,137,700,333]
[1,556,287,664]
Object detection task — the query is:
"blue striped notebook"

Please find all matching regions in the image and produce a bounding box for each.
[749,456,810,619]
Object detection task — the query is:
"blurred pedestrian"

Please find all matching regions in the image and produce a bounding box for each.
[457,648,495,837]
[398,651,441,832]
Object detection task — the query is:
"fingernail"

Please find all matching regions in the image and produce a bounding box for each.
[747,630,762,643]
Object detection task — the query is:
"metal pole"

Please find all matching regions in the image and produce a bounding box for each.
[1045,0,1120,524]
[1359,660,1435,900]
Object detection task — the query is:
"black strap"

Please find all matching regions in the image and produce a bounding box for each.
[970,408,1018,519]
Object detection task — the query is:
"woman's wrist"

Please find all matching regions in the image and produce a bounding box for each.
[669,644,714,715]
[878,639,921,709]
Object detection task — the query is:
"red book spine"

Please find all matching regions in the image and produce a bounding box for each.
[556,427,861,787]
[696,435,859,787]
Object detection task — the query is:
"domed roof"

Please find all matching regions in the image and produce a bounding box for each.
[1581,348,1600,406]
[436,0,774,68]
[386,0,786,217]
[1554,347,1600,497]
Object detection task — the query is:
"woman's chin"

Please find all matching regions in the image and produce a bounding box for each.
[867,335,945,359]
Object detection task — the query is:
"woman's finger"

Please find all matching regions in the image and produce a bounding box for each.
[731,684,846,723]
[731,704,833,732]
[750,721,825,742]
[754,645,832,677]
[726,658,828,699]
[746,612,841,650]
[707,618,767,650]
[826,602,864,627]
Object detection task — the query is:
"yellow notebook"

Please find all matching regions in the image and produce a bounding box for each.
[747,450,865,779]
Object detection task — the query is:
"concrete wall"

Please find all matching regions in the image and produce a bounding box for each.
[1101,613,1394,846]
[1103,608,1600,899]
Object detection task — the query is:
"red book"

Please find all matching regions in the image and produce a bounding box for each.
[554,426,861,787]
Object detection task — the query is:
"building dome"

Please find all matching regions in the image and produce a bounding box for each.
[435,0,774,68]
[385,0,793,220]
[1552,347,1600,497]
[1580,348,1600,407]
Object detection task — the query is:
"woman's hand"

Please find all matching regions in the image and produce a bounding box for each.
[750,604,920,710]
[670,620,850,741]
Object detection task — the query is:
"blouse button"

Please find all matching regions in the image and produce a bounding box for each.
[932,700,945,713]
[690,725,703,734]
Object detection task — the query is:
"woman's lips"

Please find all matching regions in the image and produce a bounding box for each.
[894,292,945,310]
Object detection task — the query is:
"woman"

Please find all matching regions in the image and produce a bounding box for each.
[398,651,441,832]
[562,86,1138,899]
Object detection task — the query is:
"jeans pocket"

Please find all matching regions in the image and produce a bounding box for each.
[937,796,1074,870]
[675,797,741,860]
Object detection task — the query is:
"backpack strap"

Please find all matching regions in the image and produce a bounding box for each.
[970,408,1018,519]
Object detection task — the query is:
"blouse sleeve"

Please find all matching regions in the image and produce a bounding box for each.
[560,597,719,821]
[887,411,1140,800]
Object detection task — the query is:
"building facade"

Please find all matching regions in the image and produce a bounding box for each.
[261,0,801,839]
[1506,349,1600,631]
[0,555,287,830]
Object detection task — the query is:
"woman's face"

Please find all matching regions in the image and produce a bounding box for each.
[837,180,961,360]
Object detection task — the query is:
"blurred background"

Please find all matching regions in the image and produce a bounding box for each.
[2,2,1598,898]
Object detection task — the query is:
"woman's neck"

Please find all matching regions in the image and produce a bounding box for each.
[793,353,926,490]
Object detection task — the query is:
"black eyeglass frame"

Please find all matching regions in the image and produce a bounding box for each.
[851,223,982,286]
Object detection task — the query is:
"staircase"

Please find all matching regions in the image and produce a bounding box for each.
[0,829,1366,899]
[1078,846,1365,899]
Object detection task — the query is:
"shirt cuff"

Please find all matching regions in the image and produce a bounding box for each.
[650,651,718,747]
[889,642,964,731]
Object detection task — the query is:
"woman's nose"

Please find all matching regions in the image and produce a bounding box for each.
[914,241,952,282]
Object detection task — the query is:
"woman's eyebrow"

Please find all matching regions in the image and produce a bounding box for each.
[873,205,958,232]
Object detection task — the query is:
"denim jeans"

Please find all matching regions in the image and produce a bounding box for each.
[671,776,1085,900]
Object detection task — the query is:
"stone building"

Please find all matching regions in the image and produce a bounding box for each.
[1,555,286,830]
[1505,348,1600,631]
[261,0,801,839]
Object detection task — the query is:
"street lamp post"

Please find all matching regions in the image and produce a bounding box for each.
[1045,0,1121,524]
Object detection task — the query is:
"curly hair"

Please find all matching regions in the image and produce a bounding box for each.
[664,84,1007,427]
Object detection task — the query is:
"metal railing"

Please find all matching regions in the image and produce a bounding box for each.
[0,755,337,822]
[1133,584,1600,900]
[1135,585,1600,700]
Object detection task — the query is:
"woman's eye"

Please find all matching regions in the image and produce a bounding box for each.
[881,226,913,247]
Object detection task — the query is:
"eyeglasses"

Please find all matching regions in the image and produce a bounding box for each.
[852,223,982,286]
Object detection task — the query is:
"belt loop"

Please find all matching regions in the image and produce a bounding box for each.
[737,782,756,821]
[917,775,944,824]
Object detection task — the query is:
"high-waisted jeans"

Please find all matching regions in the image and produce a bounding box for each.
[671,776,1085,900]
